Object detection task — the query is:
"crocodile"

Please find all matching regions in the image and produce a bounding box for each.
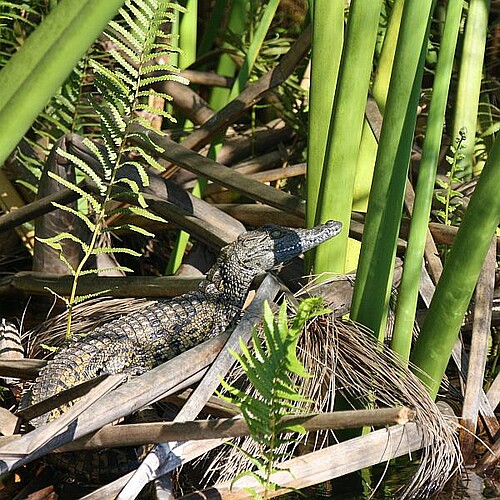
[23,220,342,483]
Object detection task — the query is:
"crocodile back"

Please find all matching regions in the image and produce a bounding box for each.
[28,291,239,423]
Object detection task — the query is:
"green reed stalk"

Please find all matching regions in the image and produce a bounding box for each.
[452,0,490,179]
[227,0,280,101]
[306,0,343,230]
[312,0,383,275]
[411,133,500,398]
[350,0,435,341]
[391,0,464,361]
[0,0,124,166]
[179,0,198,69]
[372,0,403,112]
[210,0,249,111]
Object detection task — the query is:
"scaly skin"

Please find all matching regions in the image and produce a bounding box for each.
[25,220,342,483]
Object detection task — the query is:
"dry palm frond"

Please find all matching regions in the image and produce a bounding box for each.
[205,311,461,500]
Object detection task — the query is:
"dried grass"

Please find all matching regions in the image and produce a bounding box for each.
[203,309,462,499]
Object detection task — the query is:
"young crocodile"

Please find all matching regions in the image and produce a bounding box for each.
[24,220,342,483]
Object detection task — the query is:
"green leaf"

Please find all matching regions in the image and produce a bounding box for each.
[47,171,102,212]
[107,224,155,237]
[90,247,142,257]
[73,290,112,304]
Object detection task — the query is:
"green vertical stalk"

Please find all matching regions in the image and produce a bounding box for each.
[306,0,344,229]
[227,0,281,101]
[210,0,249,111]
[350,0,435,341]
[452,0,490,179]
[179,0,198,69]
[411,134,500,398]
[391,0,463,361]
[312,0,384,275]
[372,0,404,112]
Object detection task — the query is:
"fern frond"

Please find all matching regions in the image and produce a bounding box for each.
[37,0,184,335]
[138,73,189,87]
[51,202,96,232]
[56,148,107,194]
[47,172,102,212]
[136,89,173,101]
[90,247,142,257]
[37,232,89,252]
[123,147,164,171]
[79,266,134,275]
[220,298,325,495]
[125,205,166,222]
[73,290,112,304]
[106,224,155,237]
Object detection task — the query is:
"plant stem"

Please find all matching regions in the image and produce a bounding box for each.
[411,132,500,398]
[312,0,384,275]
[452,0,490,179]
[305,0,343,230]
[350,0,435,341]
[391,0,463,361]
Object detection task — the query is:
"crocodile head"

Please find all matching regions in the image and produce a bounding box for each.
[230,219,343,273]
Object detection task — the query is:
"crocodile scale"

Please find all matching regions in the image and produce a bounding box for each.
[24,220,342,484]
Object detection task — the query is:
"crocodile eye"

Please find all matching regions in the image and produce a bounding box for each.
[270,229,282,238]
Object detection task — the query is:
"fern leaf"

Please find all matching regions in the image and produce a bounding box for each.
[130,114,176,132]
[119,159,150,186]
[108,20,143,53]
[123,147,165,171]
[139,73,188,88]
[134,103,175,119]
[107,224,155,237]
[127,2,150,32]
[47,171,101,212]
[79,266,134,275]
[110,50,139,81]
[51,202,96,232]
[37,232,90,253]
[137,89,173,101]
[73,290,112,304]
[104,30,140,64]
[83,137,113,176]
[114,175,141,193]
[128,131,166,153]
[56,148,106,194]
[126,206,166,222]
[120,9,148,43]
[90,247,142,257]
[90,60,130,100]
[58,253,77,275]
